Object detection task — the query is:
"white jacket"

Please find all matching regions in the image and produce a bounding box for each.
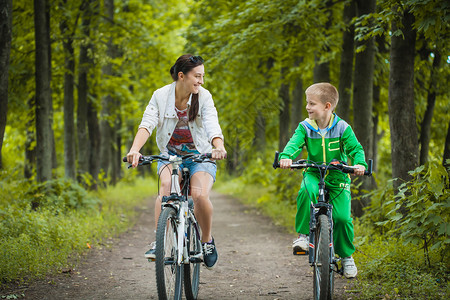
[139,82,224,155]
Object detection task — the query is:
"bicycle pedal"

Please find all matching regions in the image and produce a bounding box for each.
[293,250,308,256]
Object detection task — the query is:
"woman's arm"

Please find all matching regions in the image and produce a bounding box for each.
[212,137,227,160]
[127,128,150,168]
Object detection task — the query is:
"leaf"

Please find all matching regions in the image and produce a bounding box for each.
[438,223,449,235]
[390,213,403,221]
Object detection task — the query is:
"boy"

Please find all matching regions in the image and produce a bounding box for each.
[278,82,367,279]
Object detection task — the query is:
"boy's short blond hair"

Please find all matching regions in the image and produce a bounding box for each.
[305,82,339,110]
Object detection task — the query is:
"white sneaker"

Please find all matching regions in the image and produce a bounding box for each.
[144,241,156,260]
[293,234,308,255]
[342,256,357,278]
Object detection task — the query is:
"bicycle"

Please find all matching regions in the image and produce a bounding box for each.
[272,151,373,300]
[123,153,214,300]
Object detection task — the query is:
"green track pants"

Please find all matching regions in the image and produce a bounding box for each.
[295,171,355,258]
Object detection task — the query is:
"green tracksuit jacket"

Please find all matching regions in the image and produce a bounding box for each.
[279,113,367,257]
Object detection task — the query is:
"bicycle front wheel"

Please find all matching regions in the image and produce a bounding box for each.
[184,221,202,300]
[155,207,183,300]
[313,214,331,300]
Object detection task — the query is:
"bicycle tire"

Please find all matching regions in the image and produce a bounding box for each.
[313,214,331,300]
[155,207,183,300]
[328,246,335,300]
[184,221,202,300]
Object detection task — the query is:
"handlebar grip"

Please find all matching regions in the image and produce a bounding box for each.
[273,151,280,169]
[364,159,373,176]
[122,156,143,163]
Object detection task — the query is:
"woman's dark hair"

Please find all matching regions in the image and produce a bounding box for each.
[170,54,204,121]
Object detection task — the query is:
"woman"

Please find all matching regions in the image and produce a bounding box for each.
[126,54,227,269]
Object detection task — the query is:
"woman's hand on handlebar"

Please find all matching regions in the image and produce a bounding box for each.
[127,150,142,168]
[211,137,227,160]
[212,147,227,160]
[279,158,292,169]
[353,164,366,176]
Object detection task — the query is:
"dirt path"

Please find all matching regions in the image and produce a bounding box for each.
[3,191,352,299]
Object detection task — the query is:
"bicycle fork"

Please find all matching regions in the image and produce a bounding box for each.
[177,201,203,265]
[308,202,334,266]
[177,202,190,265]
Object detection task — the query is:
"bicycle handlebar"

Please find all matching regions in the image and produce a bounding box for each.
[122,153,213,166]
[272,151,373,176]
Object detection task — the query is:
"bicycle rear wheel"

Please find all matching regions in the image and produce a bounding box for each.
[184,221,202,300]
[155,207,183,300]
[313,214,331,300]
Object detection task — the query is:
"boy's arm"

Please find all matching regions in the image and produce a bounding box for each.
[341,126,368,168]
[279,123,306,160]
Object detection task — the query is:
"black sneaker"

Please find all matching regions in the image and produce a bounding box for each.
[202,238,218,269]
[144,241,156,260]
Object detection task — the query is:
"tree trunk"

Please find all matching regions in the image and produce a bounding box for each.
[278,67,291,151]
[111,118,121,185]
[372,33,389,177]
[337,0,356,122]
[419,51,441,165]
[253,112,266,151]
[253,58,273,152]
[291,58,303,132]
[45,1,56,172]
[88,99,100,190]
[313,0,332,83]
[0,0,12,170]
[25,97,36,179]
[351,0,376,217]
[443,119,450,175]
[372,84,381,175]
[388,8,419,193]
[100,0,115,180]
[34,0,52,182]
[77,0,94,179]
[59,0,76,180]
[313,55,330,83]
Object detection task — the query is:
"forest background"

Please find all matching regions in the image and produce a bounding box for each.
[0,0,449,298]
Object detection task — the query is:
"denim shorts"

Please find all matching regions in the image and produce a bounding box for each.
[157,154,217,182]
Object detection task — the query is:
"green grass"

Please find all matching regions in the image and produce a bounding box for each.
[351,219,449,299]
[0,176,157,285]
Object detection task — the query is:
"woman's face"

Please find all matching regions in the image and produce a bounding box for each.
[181,64,204,94]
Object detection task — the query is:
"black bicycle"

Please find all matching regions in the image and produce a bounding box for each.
[123,153,213,300]
[273,151,372,300]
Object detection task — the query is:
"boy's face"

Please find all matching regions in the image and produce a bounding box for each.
[305,94,331,121]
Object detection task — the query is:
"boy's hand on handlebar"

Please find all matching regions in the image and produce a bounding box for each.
[212,147,227,160]
[279,158,292,169]
[353,164,366,176]
[127,150,142,168]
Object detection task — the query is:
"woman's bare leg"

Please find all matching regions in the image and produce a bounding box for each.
[190,171,214,243]
[154,165,180,228]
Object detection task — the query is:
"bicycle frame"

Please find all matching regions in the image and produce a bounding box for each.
[160,155,200,266]
[308,176,337,272]
[124,153,211,300]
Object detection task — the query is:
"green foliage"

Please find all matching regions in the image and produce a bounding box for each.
[27,178,99,211]
[366,161,450,264]
[0,176,156,285]
[353,222,449,299]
